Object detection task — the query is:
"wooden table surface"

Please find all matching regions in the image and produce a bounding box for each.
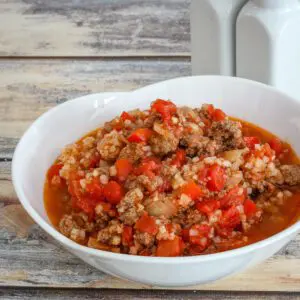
[0,1,299,299]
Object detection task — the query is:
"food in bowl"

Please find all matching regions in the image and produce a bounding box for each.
[44,99,300,257]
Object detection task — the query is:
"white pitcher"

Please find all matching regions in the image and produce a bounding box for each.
[191,0,248,76]
[236,0,300,99]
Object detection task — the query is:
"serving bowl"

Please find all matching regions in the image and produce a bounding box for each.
[12,76,300,287]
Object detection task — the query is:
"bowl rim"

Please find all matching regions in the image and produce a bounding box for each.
[12,75,300,264]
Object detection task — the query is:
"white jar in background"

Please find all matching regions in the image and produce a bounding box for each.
[191,0,248,76]
[236,0,300,99]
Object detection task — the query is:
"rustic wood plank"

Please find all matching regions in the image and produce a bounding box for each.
[0,0,190,56]
[1,59,300,291]
[0,58,190,130]
[1,288,299,300]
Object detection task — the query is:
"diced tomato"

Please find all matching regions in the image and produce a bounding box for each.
[127,128,153,143]
[68,172,85,200]
[196,199,220,215]
[135,213,158,235]
[244,199,257,217]
[156,236,184,257]
[213,109,226,122]
[198,167,209,182]
[75,196,98,215]
[69,177,101,215]
[134,157,161,178]
[68,170,84,181]
[47,163,63,181]
[151,99,177,123]
[120,111,135,122]
[68,179,83,200]
[219,206,241,229]
[181,181,203,201]
[103,181,124,205]
[181,228,190,242]
[244,136,260,150]
[207,165,226,192]
[269,137,282,155]
[85,177,103,200]
[189,224,211,246]
[122,226,133,246]
[206,104,215,116]
[219,186,245,208]
[73,196,89,213]
[165,223,174,233]
[171,149,186,168]
[115,159,133,181]
[262,143,273,158]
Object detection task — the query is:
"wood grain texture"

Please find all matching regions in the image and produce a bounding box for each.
[0,59,190,133]
[1,59,300,292]
[0,0,190,56]
[1,288,300,300]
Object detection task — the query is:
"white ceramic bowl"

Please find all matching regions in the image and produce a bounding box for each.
[12,76,300,287]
